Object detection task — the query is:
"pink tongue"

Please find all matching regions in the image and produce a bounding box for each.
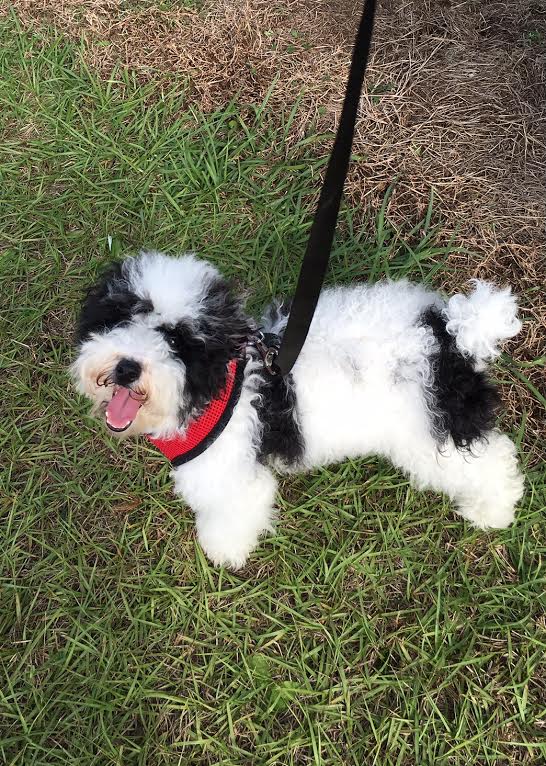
[105,387,142,429]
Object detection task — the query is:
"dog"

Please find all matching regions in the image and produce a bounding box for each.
[72,251,524,568]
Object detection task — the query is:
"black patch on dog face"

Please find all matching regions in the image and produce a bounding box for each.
[76,262,152,343]
[158,275,254,412]
[421,307,500,449]
[254,370,304,465]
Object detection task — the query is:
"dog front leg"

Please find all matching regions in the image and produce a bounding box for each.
[173,459,277,570]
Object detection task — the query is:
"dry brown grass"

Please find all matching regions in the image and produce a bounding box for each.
[7,0,546,453]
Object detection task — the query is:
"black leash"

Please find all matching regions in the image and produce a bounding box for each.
[261,0,376,377]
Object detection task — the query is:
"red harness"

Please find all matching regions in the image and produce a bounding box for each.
[147,357,246,466]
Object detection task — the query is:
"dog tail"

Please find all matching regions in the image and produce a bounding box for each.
[444,280,521,365]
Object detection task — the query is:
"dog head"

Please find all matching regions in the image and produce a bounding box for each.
[72,252,252,437]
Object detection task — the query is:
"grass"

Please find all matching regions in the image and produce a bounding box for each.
[1,17,545,766]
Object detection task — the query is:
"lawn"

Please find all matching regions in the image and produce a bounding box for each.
[1,16,545,766]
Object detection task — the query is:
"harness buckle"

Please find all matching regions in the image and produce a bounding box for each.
[252,331,280,376]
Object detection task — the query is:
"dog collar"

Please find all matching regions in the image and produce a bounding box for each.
[147,357,246,466]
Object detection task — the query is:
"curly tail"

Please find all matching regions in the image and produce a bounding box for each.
[444,280,521,366]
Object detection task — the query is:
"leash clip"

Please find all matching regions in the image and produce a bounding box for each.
[252,331,280,376]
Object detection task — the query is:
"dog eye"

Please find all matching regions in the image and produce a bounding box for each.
[157,325,183,354]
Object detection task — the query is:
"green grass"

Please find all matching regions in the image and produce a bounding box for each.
[1,18,545,766]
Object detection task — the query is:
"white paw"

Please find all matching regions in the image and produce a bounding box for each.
[197,521,270,570]
[456,499,516,530]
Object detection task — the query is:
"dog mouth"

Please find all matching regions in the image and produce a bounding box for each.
[105,385,145,432]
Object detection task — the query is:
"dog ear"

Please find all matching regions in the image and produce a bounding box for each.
[76,262,152,343]
[161,275,253,409]
[166,322,234,409]
[201,275,253,351]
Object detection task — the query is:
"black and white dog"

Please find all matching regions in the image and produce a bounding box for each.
[72,251,524,568]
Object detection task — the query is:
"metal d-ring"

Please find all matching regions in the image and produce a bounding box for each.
[252,331,280,376]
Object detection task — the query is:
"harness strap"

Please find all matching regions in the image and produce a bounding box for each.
[273,0,376,376]
[147,357,246,466]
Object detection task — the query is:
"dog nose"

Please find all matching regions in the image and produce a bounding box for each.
[114,358,141,386]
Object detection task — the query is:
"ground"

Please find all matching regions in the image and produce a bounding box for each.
[1,2,545,765]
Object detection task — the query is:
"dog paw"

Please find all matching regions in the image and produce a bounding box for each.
[201,542,252,570]
[456,499,516,530]
[197,522,267,570]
